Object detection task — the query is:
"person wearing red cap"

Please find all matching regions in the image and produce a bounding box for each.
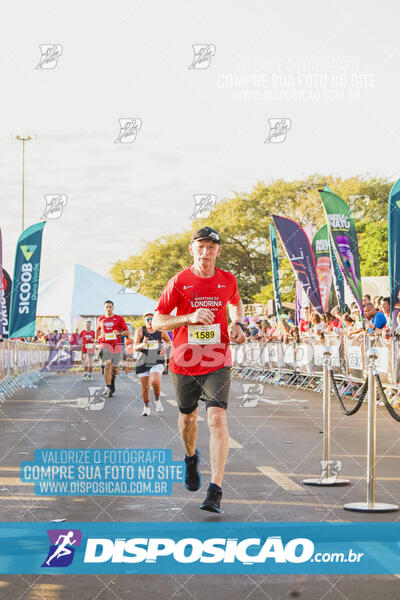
[152,226,246,513]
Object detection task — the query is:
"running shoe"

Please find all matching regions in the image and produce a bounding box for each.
[88,374,93,381]
[200,483,222,513]
[106,386,113,398]
[110,379,116,394]
[142,405,151,416]
[83,373,88,381]
[184,449,201,491]
[155,399,164,413]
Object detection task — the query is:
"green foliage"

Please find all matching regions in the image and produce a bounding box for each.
[109,174,392,303]
[358,222,388,276]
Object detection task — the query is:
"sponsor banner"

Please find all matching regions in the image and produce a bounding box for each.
[1,522,400,574]
[9,222,46,338]
[388,178,400,315]
[319,188,363,310]
[324,184,346,311]
[1,268,11,339]
[272,215,323,314]
[269,223,282,315]
[312,225,332,313]
[20,449,184,496]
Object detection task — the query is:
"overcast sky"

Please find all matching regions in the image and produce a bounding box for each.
[1,0,399,284]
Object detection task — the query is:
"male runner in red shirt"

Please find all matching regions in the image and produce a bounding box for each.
[96,300,129,397]
[80,320,96,381]
[153,227,246,513]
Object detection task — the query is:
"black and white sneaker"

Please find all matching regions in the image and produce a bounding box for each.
[200,483,222,513]
[106,385,113,398]
[110,378,116,394]
[184,449,201,491]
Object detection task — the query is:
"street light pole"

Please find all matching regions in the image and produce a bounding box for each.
[12,135,36,233]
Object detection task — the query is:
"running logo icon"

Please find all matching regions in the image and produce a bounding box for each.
[40,194,68,220]
[35,44,63,69]
[240,383,263,408]
[76,387,107,410]
[348,194,370,220]
[114,118,142,143]
[188,44,216,69]
[265,119,292,143]
[119,269,145,294]
[189,195,217,219]
[319,460,342,484]
[42,529,82,568]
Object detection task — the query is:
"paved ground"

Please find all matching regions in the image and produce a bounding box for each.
[0,369,399,599]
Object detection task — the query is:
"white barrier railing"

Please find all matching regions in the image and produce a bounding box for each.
[0,340,51,403]
[231,334,400,390]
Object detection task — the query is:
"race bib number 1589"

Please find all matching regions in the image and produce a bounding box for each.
[188,324,221,345]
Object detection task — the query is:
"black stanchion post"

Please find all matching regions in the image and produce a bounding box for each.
[344,348,399,513]
[304,346,349,487]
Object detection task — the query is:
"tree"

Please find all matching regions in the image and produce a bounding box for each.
[109,174,393,303]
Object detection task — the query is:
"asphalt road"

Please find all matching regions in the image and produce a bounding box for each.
[0,368,399,599]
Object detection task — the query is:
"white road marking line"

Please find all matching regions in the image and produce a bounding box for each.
[228,436,243,449]
[256,466,303,491]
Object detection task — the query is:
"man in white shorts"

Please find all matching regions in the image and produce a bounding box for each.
[134,313,171,415]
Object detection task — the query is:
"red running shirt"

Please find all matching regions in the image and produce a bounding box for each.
[80,330,96,354]
[97,315,127,351]
[155,266,240,375]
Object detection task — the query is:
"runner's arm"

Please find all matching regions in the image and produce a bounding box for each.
[134,327,147,350]
[152,309,214,331]
[117,328,130,338]
[228,299,245,325]
[228,299,246,344]
[162,331,171,345]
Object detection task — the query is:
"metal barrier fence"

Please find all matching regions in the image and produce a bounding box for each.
[0,340,51,403]
[231,334,400,391]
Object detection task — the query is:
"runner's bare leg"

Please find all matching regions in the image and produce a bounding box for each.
[140,376,150,403]
[207,406,229,487]
[104,360,112,385]
[150,372,161,396]
[178,408,198,457]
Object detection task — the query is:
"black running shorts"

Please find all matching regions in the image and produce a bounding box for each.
[171,366,231,414]
[100,347,123,366]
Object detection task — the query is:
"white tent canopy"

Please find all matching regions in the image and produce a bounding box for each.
[37,264,157,330]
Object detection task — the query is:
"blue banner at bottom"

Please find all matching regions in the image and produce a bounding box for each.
[0,522,399,574]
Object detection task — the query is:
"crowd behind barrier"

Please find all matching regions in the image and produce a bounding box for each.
[230,333,400,392]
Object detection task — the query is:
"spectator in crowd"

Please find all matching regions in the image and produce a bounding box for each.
[248,318,260,337]
[380,297,391,323]
[392,298,400,329]
[364,302,386,334]
[276,315,292,343]
[310,312,325,340]
[299,307,310,334]
[362,294,371,306]
[331,306,345,331]
[69,329,80,347]
[343,314,357,336]
[373,296,383,311]
[288,325,300,344]
[350,306,363,331]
